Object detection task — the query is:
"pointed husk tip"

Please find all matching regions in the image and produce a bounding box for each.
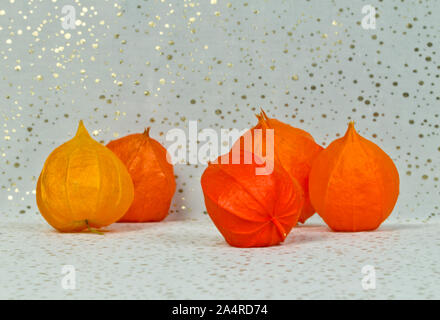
[260,108,269,120]
[254,108,269,122]
[75,120,90,137]
[347,120,356,133]
[344,121,357,138]
[143,127,151,137]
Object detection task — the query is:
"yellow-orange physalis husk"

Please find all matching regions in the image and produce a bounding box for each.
[309,122,400,232]
[233,110,323,223]
[36,121,134,232]
[106,128,176,222]
[201,150,304,248]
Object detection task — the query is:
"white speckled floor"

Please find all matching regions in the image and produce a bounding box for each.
[0,214,439,300]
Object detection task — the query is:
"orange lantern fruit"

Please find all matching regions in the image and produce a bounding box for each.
[106,128,176,222]
[309,122,400,232]
[36,121,134,232]
[233,110,323,223]
[201,150,304,248]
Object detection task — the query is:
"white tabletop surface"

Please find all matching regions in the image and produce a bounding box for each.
[1,213,438,300]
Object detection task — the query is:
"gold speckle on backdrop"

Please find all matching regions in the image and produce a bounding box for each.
[0,0,439,221]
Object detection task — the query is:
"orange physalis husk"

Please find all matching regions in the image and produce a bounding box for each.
[309,122,400,232]
[233,109,323,224]
[106,128,176,222]
[36,121,134,232]
[201,150,304,248]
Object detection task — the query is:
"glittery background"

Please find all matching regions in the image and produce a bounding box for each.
[1,0,439,222]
